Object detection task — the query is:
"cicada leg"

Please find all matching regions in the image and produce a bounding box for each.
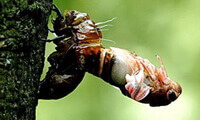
[51,4,63,19]
[38,71,85,99]
[41,35,67,42]
[38,49,85,99]
[48,27,55,33]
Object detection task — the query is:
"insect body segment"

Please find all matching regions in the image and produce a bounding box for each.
[40,6,182,106]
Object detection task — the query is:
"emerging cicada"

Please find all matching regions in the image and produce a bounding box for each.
[39,5,182,106]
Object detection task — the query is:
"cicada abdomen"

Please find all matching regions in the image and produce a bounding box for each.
[39,6,182,106]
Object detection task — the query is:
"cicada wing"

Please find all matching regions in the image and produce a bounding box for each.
[134,83,150,101]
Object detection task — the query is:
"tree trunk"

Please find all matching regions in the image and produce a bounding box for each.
[0,0,52,119]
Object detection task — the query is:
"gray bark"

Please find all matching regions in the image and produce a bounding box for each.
[0,0,52,119]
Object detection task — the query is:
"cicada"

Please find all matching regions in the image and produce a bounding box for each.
[39,5,182,106]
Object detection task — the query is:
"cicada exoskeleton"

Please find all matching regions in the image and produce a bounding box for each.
[39,5,182,106]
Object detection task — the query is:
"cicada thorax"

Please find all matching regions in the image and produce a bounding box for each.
[131,56,163,91]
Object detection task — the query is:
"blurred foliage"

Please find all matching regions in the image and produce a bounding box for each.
[37,0,200,120]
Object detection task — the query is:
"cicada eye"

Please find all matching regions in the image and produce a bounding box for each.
[167,90,177,101]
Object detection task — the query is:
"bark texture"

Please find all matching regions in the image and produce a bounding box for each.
[0,0,52,119]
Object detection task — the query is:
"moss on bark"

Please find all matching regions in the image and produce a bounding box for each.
[0,0,52,119]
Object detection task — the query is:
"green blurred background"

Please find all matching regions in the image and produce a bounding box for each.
[37,0,200,120]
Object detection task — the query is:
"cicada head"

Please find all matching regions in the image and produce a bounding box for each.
[139,56,182,106]
[140,79,182,106]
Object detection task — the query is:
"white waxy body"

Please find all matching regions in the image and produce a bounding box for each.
[111,55,132,85]
[110,47,138,85]
[109,47,151,101]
